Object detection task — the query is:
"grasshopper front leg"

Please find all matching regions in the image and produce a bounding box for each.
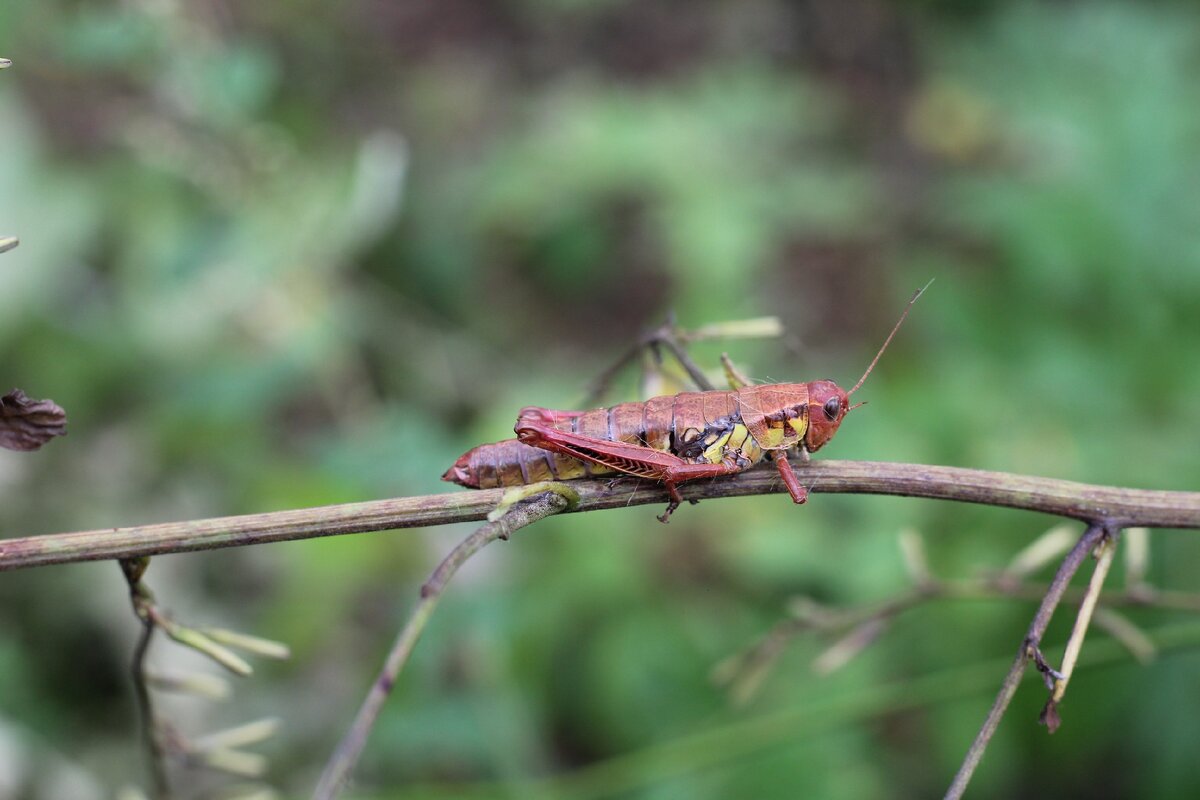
[515,408,745,522]
[771,449,808,505]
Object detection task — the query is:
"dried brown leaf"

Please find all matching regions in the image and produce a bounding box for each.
[1039,699,1062,733]
[0,389,68,451]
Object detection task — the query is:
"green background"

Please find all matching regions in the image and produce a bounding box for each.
[1,1,1199,798]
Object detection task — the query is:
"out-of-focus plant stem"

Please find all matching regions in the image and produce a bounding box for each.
[351,618,1200,800]
[122,557,172,800]
[313,490,571,800]
[944,523,1110,800]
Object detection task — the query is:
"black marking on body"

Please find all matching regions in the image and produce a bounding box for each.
[674,413,741,461]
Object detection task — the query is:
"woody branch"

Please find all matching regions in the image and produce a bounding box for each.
[1,460,1198,572]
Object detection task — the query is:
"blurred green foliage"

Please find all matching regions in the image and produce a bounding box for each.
[1,1,1199,798]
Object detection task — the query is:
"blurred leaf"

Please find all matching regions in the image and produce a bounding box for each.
[0,389,67,451]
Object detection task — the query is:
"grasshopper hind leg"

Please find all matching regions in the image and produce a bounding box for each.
[516,413,745,523]
[657,482,686,523]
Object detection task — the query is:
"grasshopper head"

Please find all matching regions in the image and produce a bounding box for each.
[804,380,850,452]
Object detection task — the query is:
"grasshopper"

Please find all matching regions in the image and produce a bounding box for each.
[445,286,926,521]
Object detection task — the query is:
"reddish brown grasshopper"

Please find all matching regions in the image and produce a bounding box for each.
[444,286,927,521]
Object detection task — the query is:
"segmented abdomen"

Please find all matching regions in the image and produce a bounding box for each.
[443,391,762,490]
[440,437,595,489]
[565,391,741,451]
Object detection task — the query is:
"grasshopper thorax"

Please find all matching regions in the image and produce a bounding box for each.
[736,380,851,454]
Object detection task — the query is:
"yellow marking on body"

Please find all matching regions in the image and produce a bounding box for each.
[524,457,554,483]
[788,415,808,438]
[496,461,525,487]
[702,431,734,464]
[726,424,750,453]
[755,419,788,449]
[729,423,765,466]
[550,452,588,481]
[698,422,765,467]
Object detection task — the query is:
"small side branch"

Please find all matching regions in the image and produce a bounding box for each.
[580,314,776,404]
[121,557,172,799]
[312,490,571,800]
[1039,528,1120,731]
[716,526,1198,707]
[119,557,291,795]
[945,523,1111,800]
[2,461,1198,571]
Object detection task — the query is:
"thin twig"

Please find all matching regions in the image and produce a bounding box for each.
[312,490,571,800]
[581,315,680,406]
[655,331,716,392]
[1040,528,1120,731]
[2,462,1198,571]
[581,316,719,405]
[944,523,1108,800]
[720,539,1194,704]
[581,313,779,404]
[580,338,646,407]
[383,619,1200,800]
[121,558,172,799]
[774,569,1200,649]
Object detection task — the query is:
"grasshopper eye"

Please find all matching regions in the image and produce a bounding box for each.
[823,397,841,421]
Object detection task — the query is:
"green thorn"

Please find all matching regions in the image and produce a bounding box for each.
[201,627,291,660]
[162,621,253,676]
[192,718,280,751]
[200,748,268,778]
[688,316,784,342]
[145,670,232,699]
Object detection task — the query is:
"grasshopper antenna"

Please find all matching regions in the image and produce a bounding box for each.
[847,279,933,396]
